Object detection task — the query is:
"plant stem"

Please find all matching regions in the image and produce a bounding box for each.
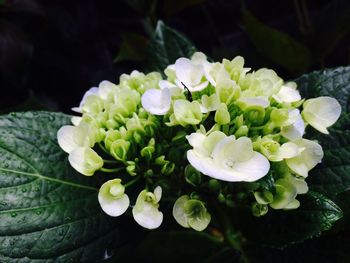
[216,205,249,263]
[124,176,142,188]
[100,167,124,173]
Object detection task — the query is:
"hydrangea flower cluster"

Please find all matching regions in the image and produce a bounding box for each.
[58,52,341,230]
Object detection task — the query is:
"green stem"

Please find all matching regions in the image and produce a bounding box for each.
[124,176,142,188]
[100,167,124,173]
[216,205,249,263]
[98,143,109,155]
[103,159,118,164]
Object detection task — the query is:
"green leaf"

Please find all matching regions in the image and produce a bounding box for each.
[0,111,124,262]
[114,33,149,62]
[147,20,197,72]
[295,67,350,196]
[242,8,311,73]
[238,191,343,248]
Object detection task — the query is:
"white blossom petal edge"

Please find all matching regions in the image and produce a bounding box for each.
[141,88,171,115]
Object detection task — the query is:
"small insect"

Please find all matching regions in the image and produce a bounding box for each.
[181,82,192,102]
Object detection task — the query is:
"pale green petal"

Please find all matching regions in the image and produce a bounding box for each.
[188,212,211,231]
[172,195,190,228]
[283,199,300,210]
[302,96,341,134]
[154,186,162,203]
[57,125,78,153]
[270,179,297,209]
[68,147,103,176]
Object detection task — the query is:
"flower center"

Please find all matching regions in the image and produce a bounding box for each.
[225,158,236,168]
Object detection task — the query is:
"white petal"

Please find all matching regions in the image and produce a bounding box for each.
[230,152,270,182]
[154,186,162,203]
[273,85,301,103]
[98,80,116,99]
[175,58,203,87]
[132,203,163,229]
[186,133,206,149]
[71,116,82,126]
[302,96,341,134]
[278,142,300,159]
[238,97,270,108]
[286,139,323,177]
[57,126,78,153]
[187,150,207,175]
[141,88,171,115]
[98,193,129,217]
[281,110,305,140]
[79,87,99,108]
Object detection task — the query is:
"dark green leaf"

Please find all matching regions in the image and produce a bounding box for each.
[147,20,197,72]
[237,191,342,248]
[0,112,124,262]
[295,67,350,196]
[114,33,148,62]
[296,66,350,112]
[242,8,311,73]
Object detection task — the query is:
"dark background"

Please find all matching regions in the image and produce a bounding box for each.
[0,1,349,262]
[1,0,349,113]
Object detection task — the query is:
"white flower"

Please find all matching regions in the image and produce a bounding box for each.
[68,147,104,176]
[57,123,96,154]
[174,57,208,92]
[141,88,171,115]
[285,139,324,177]
[71,87,99,113]
[273,82,301,103]
[132,186,163,229]
[200,94,220,113]
[187,132,270,182]
[302,96,341,134]
[281,109,305,140]
[98,179,129,217]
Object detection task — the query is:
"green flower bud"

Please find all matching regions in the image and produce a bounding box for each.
[270,108,289,126]
[208,179,221,193]
[254,190,273,205]
[126,161,137,176]
[252,202,268,217]
[110,139,130,161]
[244,106,265,125]
[218,193,225,203]
[234,125,249,137]
[215,103,230,125]
[185,165,202,186]
[141,145,155,161]
[104,130,121,151]
[155,155,166,165]
[161,162,175,175]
